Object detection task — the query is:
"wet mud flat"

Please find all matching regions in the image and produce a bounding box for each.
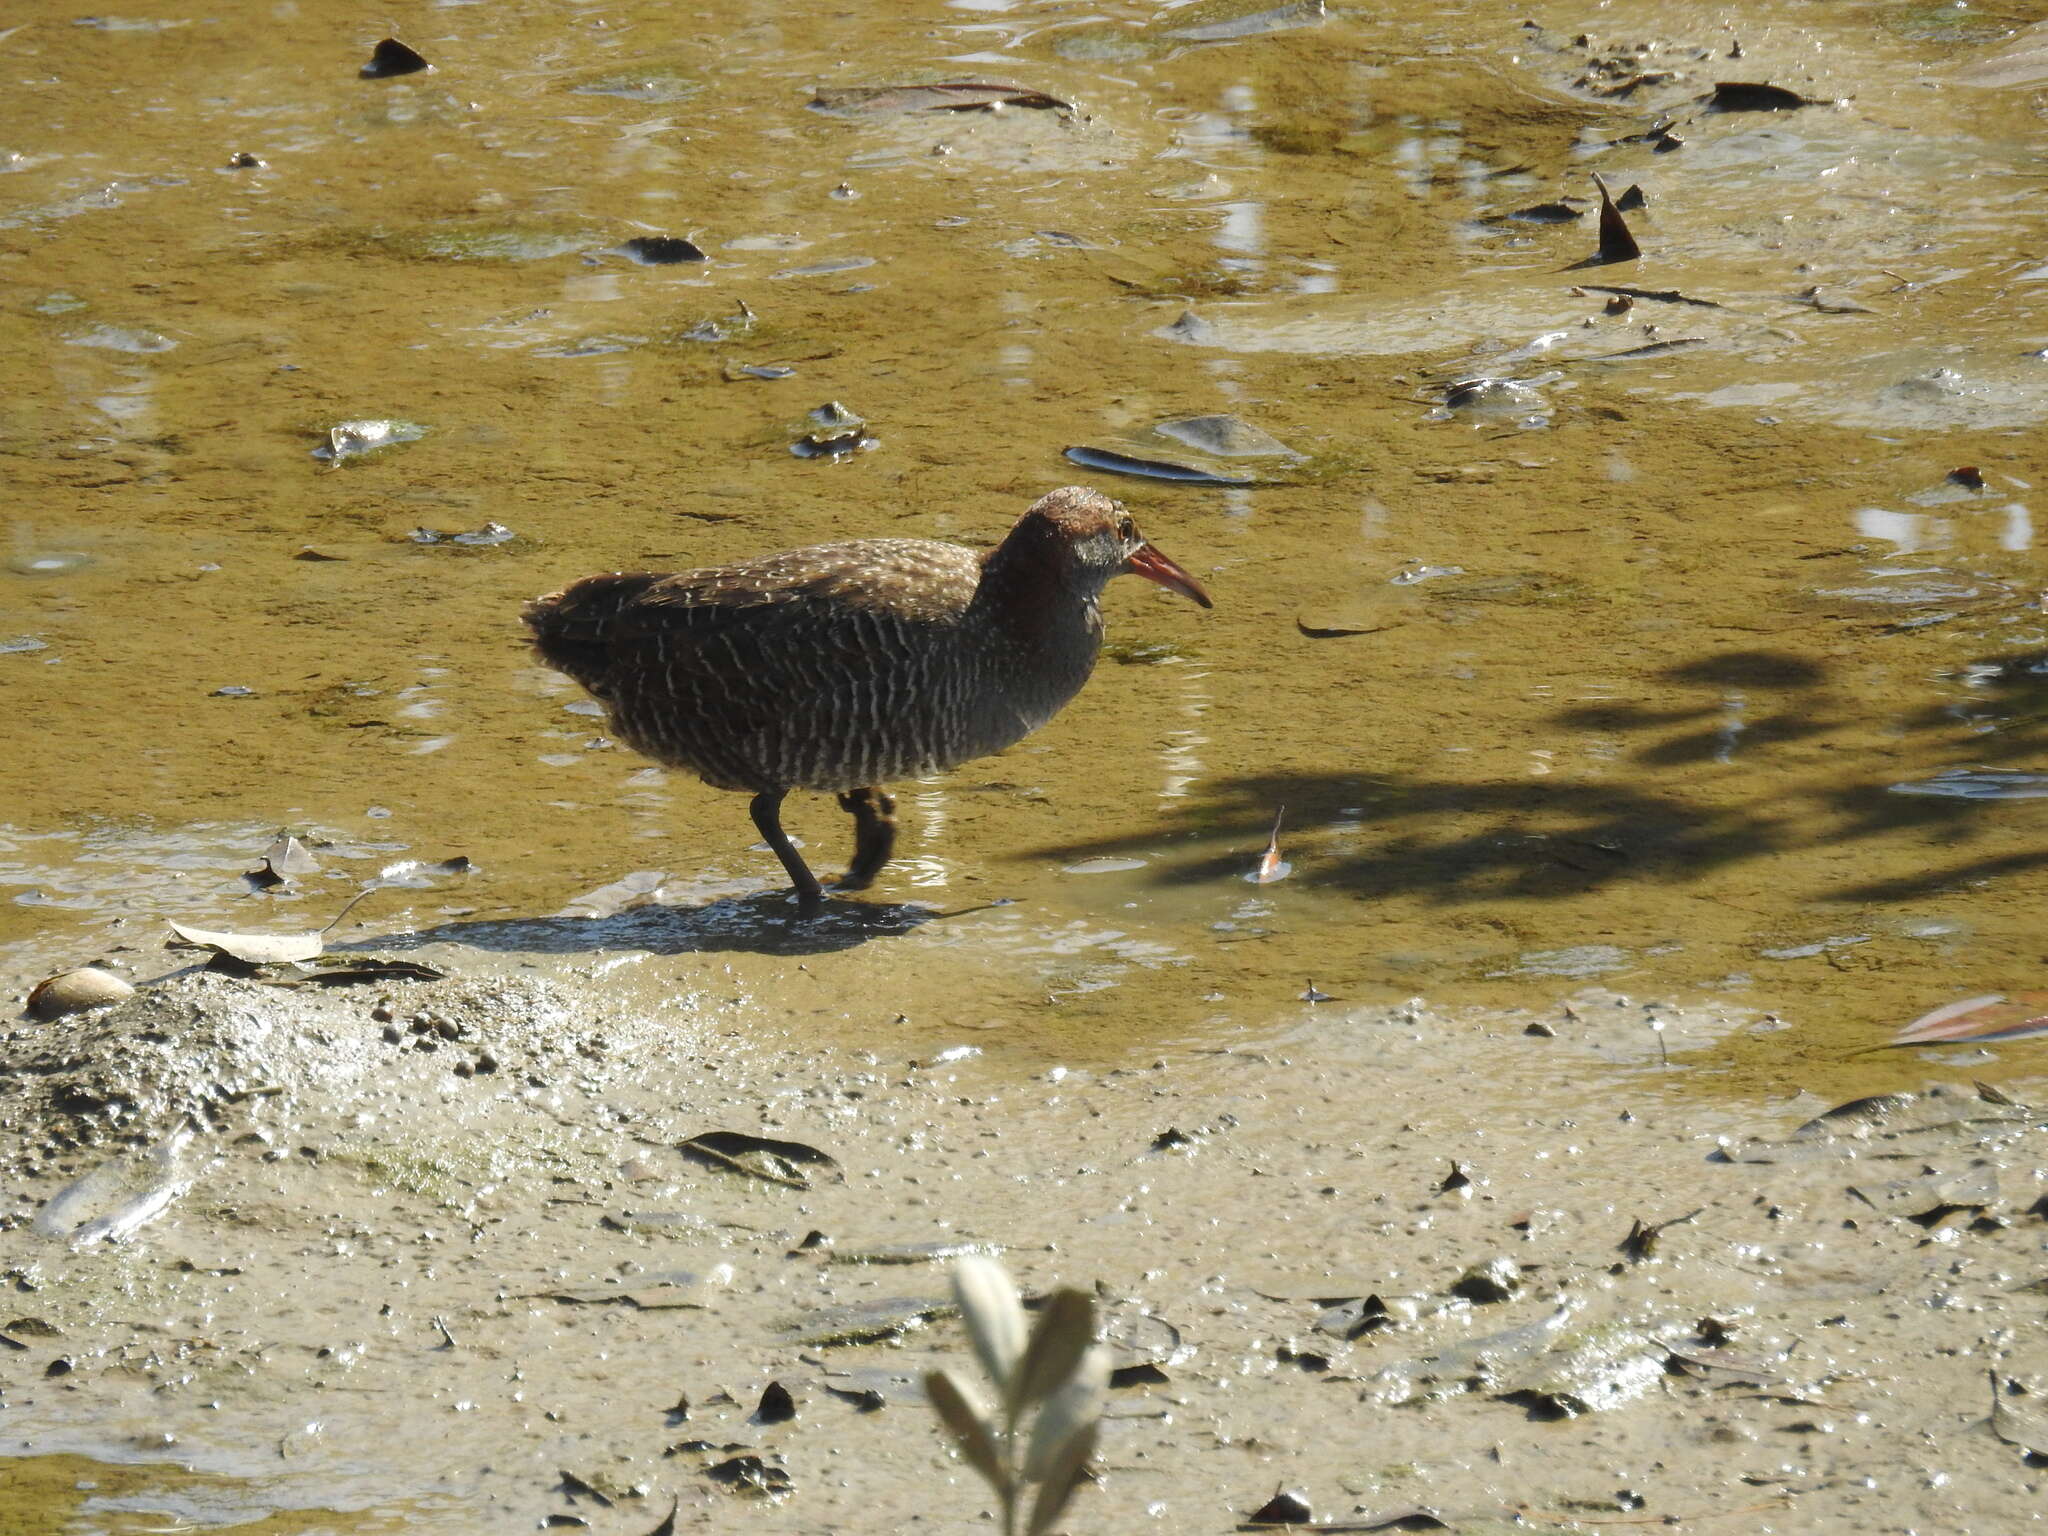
[3,949,2046,1534]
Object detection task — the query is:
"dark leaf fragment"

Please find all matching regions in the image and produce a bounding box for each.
[1296,611,1391,638]
[619,236,706,265]
[1110,1360,1170,1386]
[753,1380,797,1424]
[679,1130,841,1189]
[557,1469,614,1508]
[1619,1207,1701,1262]
[361,38,430,79]
[1709,80,1828,111]
[1587,172,1640,265]
[1246,1488,1314,1525]
[1502,199,1584,223]
[1577,283,1721,309]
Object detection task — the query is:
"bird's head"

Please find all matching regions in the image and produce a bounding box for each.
[1013,485,1213,608]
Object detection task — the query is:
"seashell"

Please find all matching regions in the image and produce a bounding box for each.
[26,967,135,1020]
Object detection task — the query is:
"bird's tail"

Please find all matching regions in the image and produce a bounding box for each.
[521,572,661,685]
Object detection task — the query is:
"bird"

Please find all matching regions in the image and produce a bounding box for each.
[523,485,1212,908]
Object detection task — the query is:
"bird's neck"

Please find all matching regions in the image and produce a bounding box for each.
[975,541,1105,707]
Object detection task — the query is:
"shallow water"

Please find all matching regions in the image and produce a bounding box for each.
[5,0,2048,1523]
[8,0,2048,1057]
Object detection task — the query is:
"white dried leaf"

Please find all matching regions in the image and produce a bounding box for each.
[953,1254,1027,1390]
[166,921,324,964]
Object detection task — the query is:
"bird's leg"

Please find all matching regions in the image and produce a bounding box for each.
[834,786,898,891]
[750,790,824,909]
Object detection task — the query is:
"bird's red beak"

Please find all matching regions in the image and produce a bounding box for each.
[1128,543,1213,608]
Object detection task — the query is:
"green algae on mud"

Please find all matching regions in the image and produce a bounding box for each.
[0,1455,416,1536]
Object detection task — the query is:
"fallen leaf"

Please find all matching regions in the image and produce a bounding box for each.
[679,1130,841,1188]
[1250,807,1291,885]
[1588,171,1640,264]
[1889,993,2048,1047]
[167,921,324,965]
[1063,444,1255,485]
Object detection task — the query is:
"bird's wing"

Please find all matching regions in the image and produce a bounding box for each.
[594,540,983,741]
[637,539,983,626]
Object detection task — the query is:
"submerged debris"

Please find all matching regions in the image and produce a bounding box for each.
[1164,0,1325,44]
[534,1266,733,1310]
[408,522,516,546]
[35,1126,208,1244]
[1062,445,1255,485]
[790,401,875,459]
[1153,414,1297,457]
[810,82,1071,114]
[783,1294,954,1347]
[313,418,427,464]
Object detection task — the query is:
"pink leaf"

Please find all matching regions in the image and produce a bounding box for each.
[1890,992,2048,1046]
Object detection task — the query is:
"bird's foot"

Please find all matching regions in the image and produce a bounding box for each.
[836,787,898,891]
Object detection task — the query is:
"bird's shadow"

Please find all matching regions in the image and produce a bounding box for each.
[344,890,949,960]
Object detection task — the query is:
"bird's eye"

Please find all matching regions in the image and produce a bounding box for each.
[1117,515,1136,541]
